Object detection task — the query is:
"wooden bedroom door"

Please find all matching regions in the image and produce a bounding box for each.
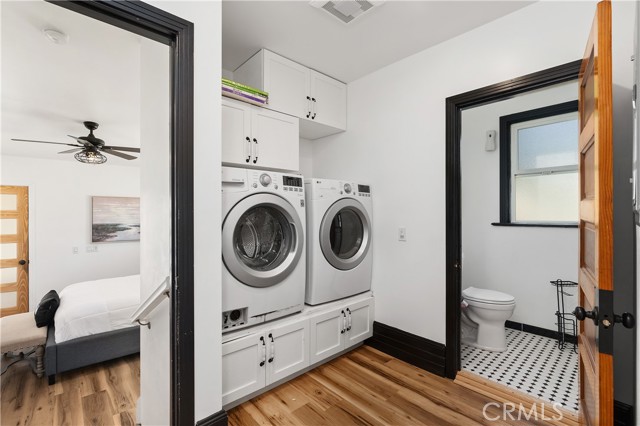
[0,185,29,317]
[576,1,615,424]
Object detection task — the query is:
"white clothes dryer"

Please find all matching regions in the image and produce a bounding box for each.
[305,178,373,305]
[221,166,306,332]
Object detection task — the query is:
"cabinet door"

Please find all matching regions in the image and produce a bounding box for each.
[345,298,374,347]
[266,320,309,385]
[263,50,310,119]
[309,308,346,365]
[252,107,299,171]
[310,70,347,130]
[221,99,252,166]
[222,333,266,406]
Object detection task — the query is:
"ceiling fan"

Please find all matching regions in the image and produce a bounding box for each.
[11,121,140,164]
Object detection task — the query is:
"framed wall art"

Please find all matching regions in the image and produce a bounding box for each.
[92,196,140,242]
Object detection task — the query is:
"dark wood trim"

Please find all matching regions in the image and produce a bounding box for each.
[445,60,581,379]
[366,322,446,377]
[614,400,634,426]
[505,320,577,344]
[498,100,579,223]
[491,222,578,228]
[46,2,196,425]
[196,410,228,426]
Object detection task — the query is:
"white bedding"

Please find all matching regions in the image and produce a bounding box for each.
[54,275,140,343]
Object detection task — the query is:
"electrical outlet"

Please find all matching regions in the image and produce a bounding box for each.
[72,247,79,254]
[86,245,98,253]
[398,227,407,242]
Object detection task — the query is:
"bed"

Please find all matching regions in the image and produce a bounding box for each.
[45,275,141,385]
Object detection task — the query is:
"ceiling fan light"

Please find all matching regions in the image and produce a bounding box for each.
[75,150,107,164]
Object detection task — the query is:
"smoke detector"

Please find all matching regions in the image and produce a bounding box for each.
[310,1,384,24]
[42,28,69,45]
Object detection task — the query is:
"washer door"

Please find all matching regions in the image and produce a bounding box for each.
[320,198,371,271]
[223,194,303,288]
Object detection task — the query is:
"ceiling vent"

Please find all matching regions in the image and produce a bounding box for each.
[310,1,383,24]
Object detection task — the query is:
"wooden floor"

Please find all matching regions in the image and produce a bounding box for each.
[2,346,555,425]
[228,345,553,426]
[1,354,139,426]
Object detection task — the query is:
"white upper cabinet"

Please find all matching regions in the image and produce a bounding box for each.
[234,49,347,140]
[309,69,347,130]
[221,97,299,172]
[262,51,310,119]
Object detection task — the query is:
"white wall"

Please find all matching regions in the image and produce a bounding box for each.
[312,1,602,343]
[299,137,313,178]
[0,155,140,308]
[461,82,579,331]
[146,1,223,422]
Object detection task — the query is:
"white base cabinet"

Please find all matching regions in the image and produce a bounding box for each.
[222,320,309,406]
[234,49,347,140]
[222,97,299,172]
[222,295,374,407]
[309,298,374,365]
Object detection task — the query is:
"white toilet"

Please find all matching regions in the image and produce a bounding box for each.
[461,287,516,352]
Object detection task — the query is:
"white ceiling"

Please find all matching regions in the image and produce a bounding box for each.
[222,1,535,83]
[1,1,143,165]
[2,1,535,166]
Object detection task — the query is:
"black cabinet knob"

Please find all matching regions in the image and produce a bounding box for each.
[19,259,26,265]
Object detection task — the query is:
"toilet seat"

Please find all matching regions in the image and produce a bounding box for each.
[463,287,515,305]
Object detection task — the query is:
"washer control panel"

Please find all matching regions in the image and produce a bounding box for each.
[357,183,371,197]
[259,174,272,187]
[248,171,304,195]
[283,175,304,193]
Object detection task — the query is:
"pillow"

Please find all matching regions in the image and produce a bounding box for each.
[34,290,60,328]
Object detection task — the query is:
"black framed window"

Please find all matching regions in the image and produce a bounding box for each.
[496,100,579,227]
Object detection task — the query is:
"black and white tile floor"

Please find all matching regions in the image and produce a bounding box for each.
[461,329,579,412]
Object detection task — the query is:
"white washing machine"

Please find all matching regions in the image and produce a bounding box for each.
[221,166,306,332]
[305,178,373,305]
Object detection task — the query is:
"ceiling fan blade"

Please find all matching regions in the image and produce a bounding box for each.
[103,145,141,153]
[12,138,80,147]
[101,149,137,160]
[58,148,84,154]
[67,135,92,148]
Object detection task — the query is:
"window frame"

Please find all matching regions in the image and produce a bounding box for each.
[497,100,579,227]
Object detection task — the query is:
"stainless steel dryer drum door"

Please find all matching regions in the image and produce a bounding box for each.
[320,198,371,271]
[223,194,304,288]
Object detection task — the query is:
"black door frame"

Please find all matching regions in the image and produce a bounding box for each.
[47,1,195,424]
[444,60,581,378]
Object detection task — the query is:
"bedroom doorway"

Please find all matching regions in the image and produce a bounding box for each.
[0,186,29,317]
[0,0,195,424]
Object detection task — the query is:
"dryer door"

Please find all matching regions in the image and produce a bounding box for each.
[320,198,371,271]
[223,194,303,288]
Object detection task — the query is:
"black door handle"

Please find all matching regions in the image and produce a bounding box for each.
[19,259,27,266]
[574,306,599,325]
[614,312,635,329]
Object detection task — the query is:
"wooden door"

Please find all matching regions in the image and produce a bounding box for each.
[577,1,614,424]
[0,186,29,317]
